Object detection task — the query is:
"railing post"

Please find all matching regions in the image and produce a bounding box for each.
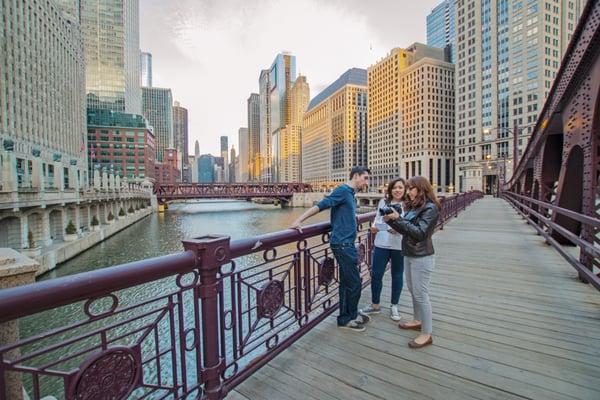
[182,235,230,400]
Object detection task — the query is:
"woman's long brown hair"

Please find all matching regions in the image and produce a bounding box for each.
[405,176,440,210]
[385,178,407,204]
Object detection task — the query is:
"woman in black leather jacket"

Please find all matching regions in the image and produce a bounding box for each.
[383,176,439,348]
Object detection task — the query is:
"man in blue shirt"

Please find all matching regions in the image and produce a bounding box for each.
[291,166,371,332]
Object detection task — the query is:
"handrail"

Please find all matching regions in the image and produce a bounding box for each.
[0,251,197,323]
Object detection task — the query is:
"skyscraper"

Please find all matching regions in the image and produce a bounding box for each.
[194,140,200,157]
[427,0,457,63]
[454,0,583,193]
[0,0,87,192]
[259,70,271,182]
[368,44,454,190]
[141,51,153,87]
[229,147,237,183]
[173,101,189,181]
[198,155,215,183]
[220,136,229,182]
[280,75,310,182]
[247,93,260,180]
[142,87,173,162]
[238,128,250,182]
[57,0,142,114]
[303,69,367,187]
[268,53,297,182]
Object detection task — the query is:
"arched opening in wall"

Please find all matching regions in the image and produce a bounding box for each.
[540,134,563,219]
[0,217,22,249]
[524,168,534,196]
[49,209,64,242]
[27,213,43,248]
[66,207,77,231]
[79,207,89,231]
[553,145,584,245]
[98,203,107,223]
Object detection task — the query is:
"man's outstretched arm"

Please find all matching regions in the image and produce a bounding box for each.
[290,206,320,232]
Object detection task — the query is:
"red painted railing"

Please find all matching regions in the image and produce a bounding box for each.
[0,192,481,399]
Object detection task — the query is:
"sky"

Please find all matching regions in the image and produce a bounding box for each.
[139,0,442,156]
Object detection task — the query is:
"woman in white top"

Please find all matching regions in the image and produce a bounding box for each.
[361,178,406,321]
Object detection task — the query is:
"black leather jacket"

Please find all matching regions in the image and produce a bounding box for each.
[386,201,439,257]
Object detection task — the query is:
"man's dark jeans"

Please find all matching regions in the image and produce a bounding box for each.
[331,243,362,326]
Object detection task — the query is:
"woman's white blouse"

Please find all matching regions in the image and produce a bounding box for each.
[373,198,403,250]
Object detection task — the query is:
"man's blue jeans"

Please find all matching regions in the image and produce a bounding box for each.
[370,246,404,305]
[331,243,362,326]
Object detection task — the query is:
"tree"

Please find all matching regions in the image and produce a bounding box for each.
[118,208,125,217]
[65,220,76,235]
[91,215,99,226]
[108,211,115,221]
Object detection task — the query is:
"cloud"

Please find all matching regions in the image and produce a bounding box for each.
[140,0,438,155]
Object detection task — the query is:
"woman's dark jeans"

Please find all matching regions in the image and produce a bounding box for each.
[370,246,404,305]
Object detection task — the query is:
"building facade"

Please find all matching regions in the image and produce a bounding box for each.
[247,93,260,181]
[368,44,454,191]
[173,101,189,181]
[302,69,368,188]
[57,0,142,114]
[229,147,237,183]
[279,75,310,182]
[87,109,155,183]
[140,51,152,87]
[0,0,87,194]
[238,128,249,182]
[454,0,583,193]
[259,70,271,182]
[220,136,229,182]
[198,155,215,183]
[427,0,457,63]
[155,148,179,184]
[269,53,297,182]
[142,87,173,162]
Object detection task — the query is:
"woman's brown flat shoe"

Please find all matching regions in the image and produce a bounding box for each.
[399,322,422,330]
[408,336,433,349]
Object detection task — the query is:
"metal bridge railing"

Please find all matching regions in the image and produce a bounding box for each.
[0,192,481,399]
[502,191,600,291]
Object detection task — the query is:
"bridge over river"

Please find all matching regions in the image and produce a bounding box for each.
[1,0,600,399]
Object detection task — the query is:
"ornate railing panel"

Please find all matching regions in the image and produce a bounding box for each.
[0,192,481,399]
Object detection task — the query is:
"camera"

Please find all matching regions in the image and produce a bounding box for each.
[378,203,402,216]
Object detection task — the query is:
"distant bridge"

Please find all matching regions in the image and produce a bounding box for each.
[153,182,313,203]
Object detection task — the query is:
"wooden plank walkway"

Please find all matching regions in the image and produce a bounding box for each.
[231,197,600,400]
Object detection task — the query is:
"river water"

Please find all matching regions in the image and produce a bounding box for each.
[41,200,329,279]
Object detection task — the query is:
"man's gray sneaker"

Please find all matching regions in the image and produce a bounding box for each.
[338,320,366,332]
[355,313,371,325]
[360,306,381,315]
